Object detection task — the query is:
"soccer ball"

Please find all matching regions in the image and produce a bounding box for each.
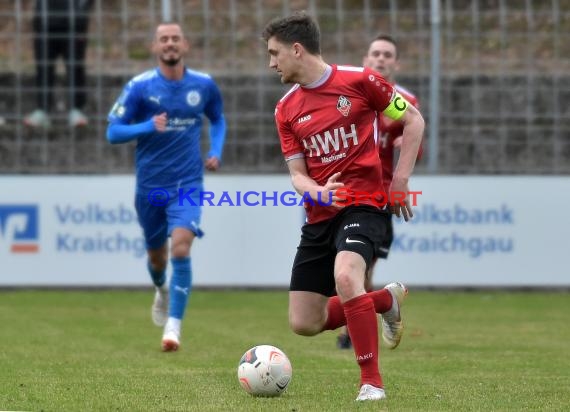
[237,345,292,397]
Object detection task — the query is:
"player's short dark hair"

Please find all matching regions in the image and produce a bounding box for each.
[262,11,321,55]
[371,34,399,59]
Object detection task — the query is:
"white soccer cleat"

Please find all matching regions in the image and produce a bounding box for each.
[161,318,181,352]
[381,282,408,349]
[161,328,180,352]
[356,384,386,401]
[151,287,169,327]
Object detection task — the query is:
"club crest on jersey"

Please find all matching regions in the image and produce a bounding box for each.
[337,95,351,117]
[186,90,201,107]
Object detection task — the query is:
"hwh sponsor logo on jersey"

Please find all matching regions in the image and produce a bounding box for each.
[302,124,358,157]
[0,205,39,253]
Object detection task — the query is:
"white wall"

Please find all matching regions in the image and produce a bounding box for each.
[0,175,568,287]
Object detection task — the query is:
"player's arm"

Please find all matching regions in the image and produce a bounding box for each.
[204,80,227,171]
[393,99,424,162]
[385,98,424,186]
[287,158,344,207]
[106,80,167,144]
[364,69,424,174]
[106,114,167,144]
[383,93,425,221]
[204,79,226,171]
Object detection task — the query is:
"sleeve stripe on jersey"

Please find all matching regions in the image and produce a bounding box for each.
[395,84,414,97]
[279,84,301,102]
[186,68,212,79]
[132,69,157,83]
[337,65,364,72]
[372,116,379,146]
[285,153,305,162]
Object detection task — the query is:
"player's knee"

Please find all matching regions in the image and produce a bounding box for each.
[289,314,322,336]
[171,244,190,258]
[335,268,360,298]
[148,254,167,271]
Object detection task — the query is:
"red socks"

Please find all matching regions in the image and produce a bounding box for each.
[343,294,382,388]
[321,290,393,388]
[322,289,393,330]
[323,295,344,331]
[369,288,393,313]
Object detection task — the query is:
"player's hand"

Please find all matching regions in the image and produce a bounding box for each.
[321,172,345,208]
[389,177,413,221]
[153,112,167,132]
[205,156,220,171]
[393,136,403,148]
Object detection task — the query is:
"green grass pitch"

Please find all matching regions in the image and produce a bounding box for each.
[1,289,569,411]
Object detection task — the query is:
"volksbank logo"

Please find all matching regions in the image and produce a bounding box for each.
[0,205,39,253]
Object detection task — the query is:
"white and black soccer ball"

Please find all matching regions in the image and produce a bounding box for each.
[237,345,292,397]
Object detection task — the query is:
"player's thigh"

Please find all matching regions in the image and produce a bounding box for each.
[166,200,204,239]
[135,193,168,250]
[288,291,329,335]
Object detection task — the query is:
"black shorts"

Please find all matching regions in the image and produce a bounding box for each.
[290,205,391,297]
[377,216,394,259]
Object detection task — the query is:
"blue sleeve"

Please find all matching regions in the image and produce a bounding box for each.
[207,115,226,160]
[204,79,226,160]
[106,119,156,144]
[107,78,141,125]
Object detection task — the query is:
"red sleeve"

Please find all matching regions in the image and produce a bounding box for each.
[361,67,395,113]
[275,103,304,161]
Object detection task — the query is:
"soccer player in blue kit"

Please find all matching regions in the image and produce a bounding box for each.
[106,22,226,351]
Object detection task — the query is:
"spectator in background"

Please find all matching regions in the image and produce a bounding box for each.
[337,34,424,350]
[24,0,93,129]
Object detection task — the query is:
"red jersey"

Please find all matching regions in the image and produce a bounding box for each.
[378,84,422,192]
[275,65,395,224]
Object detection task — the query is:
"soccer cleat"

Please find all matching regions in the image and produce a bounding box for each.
[161,328,180,352]
[381,282,408,349]
[68,109,88,127]
[151,287,169,327]
[336,333,352,349]
[24,109,51,128]
[356,384,386,401]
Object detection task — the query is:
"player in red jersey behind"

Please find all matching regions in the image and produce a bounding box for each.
[262,13,424,401]
[337,34,424,350]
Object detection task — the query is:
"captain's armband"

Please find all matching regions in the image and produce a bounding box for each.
[382,91,409,120]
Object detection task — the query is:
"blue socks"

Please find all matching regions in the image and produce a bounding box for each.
[169,257,192,320]
[147,261,166,288]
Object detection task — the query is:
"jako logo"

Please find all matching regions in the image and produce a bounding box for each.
[356,352,373,362]
[0,205,39,253]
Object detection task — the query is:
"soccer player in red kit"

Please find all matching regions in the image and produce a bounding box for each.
[337,34,424,350]
[262,13,424,401]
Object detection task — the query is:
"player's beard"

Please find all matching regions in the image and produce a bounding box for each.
[161,55,181,66]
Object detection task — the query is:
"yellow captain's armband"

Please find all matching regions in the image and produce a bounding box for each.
[382,91,409,120]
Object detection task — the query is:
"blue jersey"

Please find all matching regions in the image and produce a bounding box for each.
[108,68,224,193]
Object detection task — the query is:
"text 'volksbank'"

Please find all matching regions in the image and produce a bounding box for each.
[55,204,145,257]
[393,203,514,258]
